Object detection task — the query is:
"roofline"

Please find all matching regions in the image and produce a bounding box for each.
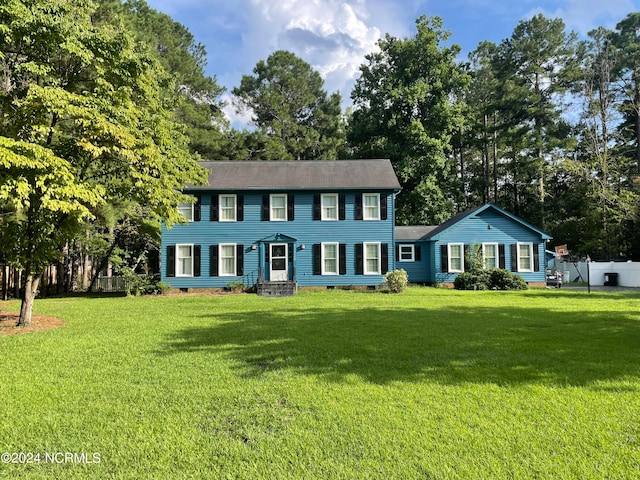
[427,203,552,241]
[187,159,401,192]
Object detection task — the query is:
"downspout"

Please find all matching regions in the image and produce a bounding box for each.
[392,188,402,273]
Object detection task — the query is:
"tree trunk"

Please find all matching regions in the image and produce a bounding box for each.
[1,264,7,301]
[88,228,120,292]
[17,274,41,328]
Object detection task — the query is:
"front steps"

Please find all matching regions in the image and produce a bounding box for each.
[257,281,297,297]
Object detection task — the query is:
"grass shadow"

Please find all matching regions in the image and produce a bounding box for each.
[158,297,640,388]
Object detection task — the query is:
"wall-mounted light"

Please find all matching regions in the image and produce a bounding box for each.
[251,244,257,250]
[300,244,306,250]
[487,224,492,230]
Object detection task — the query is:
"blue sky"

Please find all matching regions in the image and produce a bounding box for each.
[145,0,640,124]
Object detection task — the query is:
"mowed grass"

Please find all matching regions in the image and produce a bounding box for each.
[1,288,640,479]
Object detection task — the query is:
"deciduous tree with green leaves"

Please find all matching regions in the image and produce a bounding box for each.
[0,0,206,326]
[348,16,470,225]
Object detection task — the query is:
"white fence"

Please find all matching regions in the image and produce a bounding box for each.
[556,260,640,287]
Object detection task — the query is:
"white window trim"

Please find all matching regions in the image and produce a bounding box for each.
[448,243,464,273]
[219,194,237,222]
[363,242,381,275]
[517,242,534,273]
[177,202,194,222]
[176,244,194,277]
[270,194,287,222]
[321,193,339,221]
[321,242,339,275]
[219,243,237,277]
[398,244,415,262]
[482,242,499,269]
[363,193,380,221]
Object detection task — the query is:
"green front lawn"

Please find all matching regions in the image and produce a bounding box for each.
[1,288,639,479]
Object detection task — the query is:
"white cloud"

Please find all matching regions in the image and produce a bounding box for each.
[220,93,254,130]
[528,0,636,34]
[144,0,409,126]
[243,0,396,99]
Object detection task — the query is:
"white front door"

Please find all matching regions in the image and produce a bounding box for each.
[270,243,288,281]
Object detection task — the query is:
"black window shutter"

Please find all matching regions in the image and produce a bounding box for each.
[166,246,175,277]
[313,194,321,221]
[194,196,201,222]
[209,245,218,277]
[380,194,388,220]
[499,244,506,269]
[288,243,294,263]
[415,245,421,261]
[510,244,518,272]
[265,245,270,264]
[237,195,244,221]
[262,195,269,221]
[355,194,363,220]
[338,194,346,220]
[441,244,448,273]
[193,245,201,277]
[381,243,389,274]
[533,244,540,272]
[236,245,244,276]
[313,244,321,275]
[355,244,363,275]
[463,245,470,272]
[287,194,295,221]
[339,244,347,275]
[395,244,400,260]
[210,195,218,222]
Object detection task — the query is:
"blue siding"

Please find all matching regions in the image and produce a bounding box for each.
[429,209,547,284]
[396,241,431,282]
[161,190,396,289]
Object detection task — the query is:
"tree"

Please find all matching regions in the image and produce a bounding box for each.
[491,14,577,227]
[348,16,469,225]
[0,0,206,326]
[233,50,345,160]
[96,0,228,159]
[613,13,640,173]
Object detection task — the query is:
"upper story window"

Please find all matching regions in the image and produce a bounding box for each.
[219,194,237,222]
[321,194,338,221]
[517,242,533,272]
[177,202,194,222]
[363,193,380,220]
[398,245,415,262]
[270,194,287,221]
[448,243,464,273]
[483,243,498,269]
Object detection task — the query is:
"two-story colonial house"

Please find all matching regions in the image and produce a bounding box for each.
[161,159,402,295]
[161,160,551,294]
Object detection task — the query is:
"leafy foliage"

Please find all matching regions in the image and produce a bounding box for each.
[383,269,409,293]
[233,50,346,160]
[0,0,207,324]
[454,268,527,291]
[349,16,470,225]
[454,244,527,290]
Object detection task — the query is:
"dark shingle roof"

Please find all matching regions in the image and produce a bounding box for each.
[190,159,401,191]
[395,226,438,241]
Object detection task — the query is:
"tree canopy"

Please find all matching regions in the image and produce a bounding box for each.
[348,16,470,225]
[232,50,346,160]
[0,0,206,325]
